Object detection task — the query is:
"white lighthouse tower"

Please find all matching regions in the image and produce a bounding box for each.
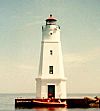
[36,15,67,99]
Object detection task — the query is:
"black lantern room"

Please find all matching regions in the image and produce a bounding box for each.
[46,14,57,25]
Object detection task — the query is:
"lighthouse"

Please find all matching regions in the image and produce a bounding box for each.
[36,15,67,99]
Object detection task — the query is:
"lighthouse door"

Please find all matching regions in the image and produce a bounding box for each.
[48,85,55,98]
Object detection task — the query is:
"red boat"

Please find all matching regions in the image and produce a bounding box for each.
[32,100,67,107]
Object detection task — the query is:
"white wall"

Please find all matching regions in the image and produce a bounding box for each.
[38,42,65,78]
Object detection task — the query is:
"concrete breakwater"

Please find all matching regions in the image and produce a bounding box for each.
[15,97,100,108]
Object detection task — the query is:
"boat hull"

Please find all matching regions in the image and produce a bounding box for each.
[32,100,67,107]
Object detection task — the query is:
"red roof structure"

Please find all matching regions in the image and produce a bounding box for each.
[46,14,57,22]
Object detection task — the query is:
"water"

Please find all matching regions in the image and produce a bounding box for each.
[0,93,99,111]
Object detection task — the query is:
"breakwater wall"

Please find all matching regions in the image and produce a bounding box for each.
[15,98,100,108]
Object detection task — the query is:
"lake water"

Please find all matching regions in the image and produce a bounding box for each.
[0,93,100,111]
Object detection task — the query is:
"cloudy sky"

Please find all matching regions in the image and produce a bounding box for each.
[0,0,100,94]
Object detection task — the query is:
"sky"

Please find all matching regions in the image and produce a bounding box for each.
[0,0,100,94]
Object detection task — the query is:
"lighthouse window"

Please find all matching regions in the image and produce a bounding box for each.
[50,32,52,35]
[49,66,53,74]
[50,50,53,55]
